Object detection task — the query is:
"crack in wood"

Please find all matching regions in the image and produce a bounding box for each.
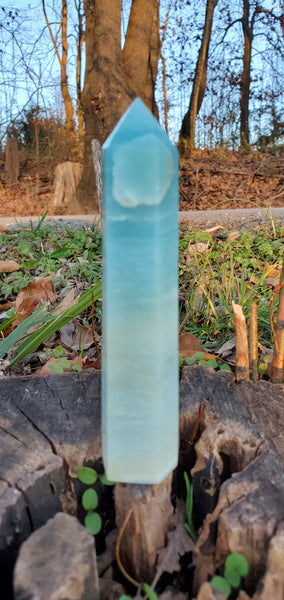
[15,406,58,456]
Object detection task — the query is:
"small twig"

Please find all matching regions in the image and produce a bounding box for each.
[232,301,249,382]
[116,509,140,588]
[91,293,101,357]
[249,302,259,381]
[270,264,284,383]
[190,403,207,444]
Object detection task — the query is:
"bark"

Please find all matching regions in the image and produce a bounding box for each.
[232,301,249,381]
[42,0,75,136]
[249,302,259,381]
[0,368,284,597]
[5,138,19,184]
[115,474,173,582]
[77,0,160,213]
[75,0,84,140]
[61,0,75,132]
[179,0,219,150]
[123,0,160,116]
[240,0,252,148]
[271,264,284,383]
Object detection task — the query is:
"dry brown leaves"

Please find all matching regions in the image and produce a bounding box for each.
[13,275,58,326]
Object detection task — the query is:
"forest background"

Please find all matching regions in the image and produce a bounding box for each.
[0,0,283,216]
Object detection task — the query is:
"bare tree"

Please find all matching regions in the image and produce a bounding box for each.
[240,0,284,147]
[179,0,219,150]
[42,0,75,136]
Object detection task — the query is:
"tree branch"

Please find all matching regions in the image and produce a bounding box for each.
[42,0,62,67]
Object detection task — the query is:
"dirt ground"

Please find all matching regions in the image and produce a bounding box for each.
[0,148,283,217]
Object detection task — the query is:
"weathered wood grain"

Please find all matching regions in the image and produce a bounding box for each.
[0,366,283,598]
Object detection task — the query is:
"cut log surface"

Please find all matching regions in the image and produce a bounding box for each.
[179,365,284,596]
[0,367,283,598]
[52,161,83,213]
[0,371,101,597]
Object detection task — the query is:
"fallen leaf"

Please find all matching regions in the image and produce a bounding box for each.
[228,230,241,240]
[0,260,20,273]
[14,275,58,326]
[82,354,101,370]
[186,241,209,255]
[152,500,195,588]
[264,276,280,287]
[53,288,76,315]
[0,301,15,313]
[34,356,84,376]
[179,349,228,364]
[179,332,202,353]
[60,319,100,351]
[217,337,236,358]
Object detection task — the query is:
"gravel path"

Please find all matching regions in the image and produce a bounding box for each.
[1,207,284,232]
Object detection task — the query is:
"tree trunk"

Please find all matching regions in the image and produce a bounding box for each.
[240,0,252,148]
[75,0,84,141]
[77,0,160,213]
[179,0,219,150]
[42,0,75,138]
[123,0,160,114]
[61,0,75,134]
[5,138,19,184]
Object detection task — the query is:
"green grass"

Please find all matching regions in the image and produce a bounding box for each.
[0,219,283,367]
[0,223,102,299]
[179,223,283,349]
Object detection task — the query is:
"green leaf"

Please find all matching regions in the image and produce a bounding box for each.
[0,313,19,333]
[183,471,198,542]
[84,512,102,535]
[77,467,98,485]
[179,356,184,367]
[185,356,197,365]
[193,351,204,361]
[0,303,50,359]
[143,583,159,600]
[99,472,116,486]
[82,488,98,511]
[10,281,102,365]
[205,358,219,368]
[20,260,38,269]
[225,553,249,580]
[225,571,241,588]
[72,364,82,371]
[53,345,64,357]
[219,363,232,372]
[50,247,71,259]
[118,596,133,600]
[211,576,231,597]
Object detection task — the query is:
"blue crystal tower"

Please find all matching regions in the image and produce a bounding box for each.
[102,98,179,484]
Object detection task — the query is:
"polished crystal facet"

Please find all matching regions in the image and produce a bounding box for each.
[102,98,179,484]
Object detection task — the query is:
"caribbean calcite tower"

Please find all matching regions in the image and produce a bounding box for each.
[102,98,179,484]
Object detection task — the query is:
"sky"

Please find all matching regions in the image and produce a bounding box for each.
[1,0,283,147]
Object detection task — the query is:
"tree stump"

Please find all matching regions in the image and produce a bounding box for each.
[179,365,284,596]
[52,161,83,214]
[0,368,283,598]
[5,138,19,184]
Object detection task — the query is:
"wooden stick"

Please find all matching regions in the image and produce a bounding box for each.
[271,264,284,384]
[249,302,258,381]
[232,301,249,382]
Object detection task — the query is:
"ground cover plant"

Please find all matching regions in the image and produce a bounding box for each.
[0,216,283,378]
